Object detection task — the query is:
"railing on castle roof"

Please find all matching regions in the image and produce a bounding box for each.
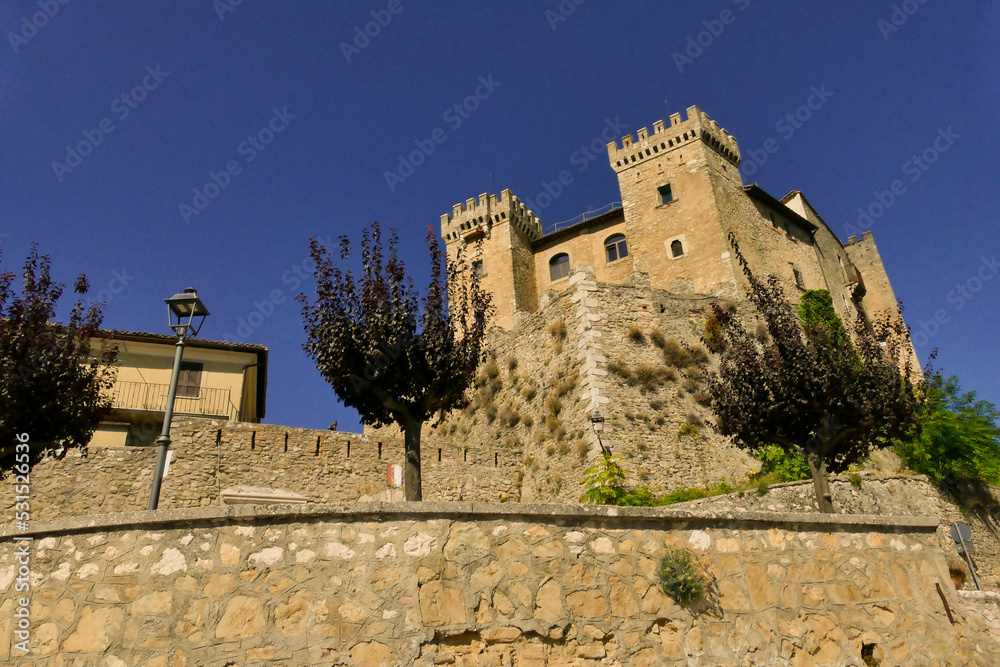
[545,201,623,235]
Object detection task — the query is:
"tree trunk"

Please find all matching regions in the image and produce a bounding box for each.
[402,416,423,501]
[805,452,835,513]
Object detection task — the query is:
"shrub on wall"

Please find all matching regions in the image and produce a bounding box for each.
[658,548,707,604]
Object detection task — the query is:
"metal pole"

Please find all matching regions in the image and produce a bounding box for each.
[957,532,983,591]
[147,334,186,510]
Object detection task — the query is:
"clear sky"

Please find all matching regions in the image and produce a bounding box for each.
[2,1,997,432]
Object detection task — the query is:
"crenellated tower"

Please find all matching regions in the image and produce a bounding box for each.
[441,189,543,329]
[606,105,745,295]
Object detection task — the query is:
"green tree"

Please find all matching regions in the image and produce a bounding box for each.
[706,234,923,512]
[0,246,118,478]
[580,451,656,506]
[299,223,492,501]
[894,372,1000,488]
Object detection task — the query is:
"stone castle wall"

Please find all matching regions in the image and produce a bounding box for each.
[369,269,758,503]
[0,418,522,520]
[2,503,997,665]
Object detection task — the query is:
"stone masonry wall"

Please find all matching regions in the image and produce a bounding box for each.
[1,503,997,666]
[676,472,1000,592]
[0,418,522,520]
[367,272,757,504]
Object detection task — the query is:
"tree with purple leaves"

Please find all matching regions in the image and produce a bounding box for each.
[0,246,118,479]
[299,223,492,501]
[706,233,923,513]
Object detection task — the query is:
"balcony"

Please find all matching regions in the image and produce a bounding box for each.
[110,381,240,421]
[844,264,867,298]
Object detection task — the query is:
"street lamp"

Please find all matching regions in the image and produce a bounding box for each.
[590,409,608,455]
[147,288,210,510]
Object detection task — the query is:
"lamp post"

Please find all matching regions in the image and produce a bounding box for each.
[590,409,607,455]
[147,288,210,510]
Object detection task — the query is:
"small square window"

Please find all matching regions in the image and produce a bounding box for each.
[472,260,484,278]
[658,184,674,205]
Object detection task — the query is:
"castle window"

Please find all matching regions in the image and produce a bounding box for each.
[605,234,628,262]
[658,184,674,205]
[177,362,203,398]
[472,260,484,278]
[670,240,684,258]
[549,253,570,281]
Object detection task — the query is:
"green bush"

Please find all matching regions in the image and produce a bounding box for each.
[658,549,706,604]
[580,452,656,506]
[658,487,708,505]
[677,423,700,437]
[755,445,811,483]
[893,373,1000,490]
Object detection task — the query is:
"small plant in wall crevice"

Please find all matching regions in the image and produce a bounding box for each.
[657,548,708,604]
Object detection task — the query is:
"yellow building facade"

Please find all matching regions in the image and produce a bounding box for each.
[90,331,267,448]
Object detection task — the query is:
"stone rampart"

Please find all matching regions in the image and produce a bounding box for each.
[0,418,521,520]
[1,503,997,665]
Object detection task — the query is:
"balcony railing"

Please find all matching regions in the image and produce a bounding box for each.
[111,381,239,421]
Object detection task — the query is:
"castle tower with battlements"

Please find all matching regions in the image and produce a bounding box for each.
[440,105,902,332]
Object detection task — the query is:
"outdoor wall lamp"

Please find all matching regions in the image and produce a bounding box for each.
[591,409,609,454]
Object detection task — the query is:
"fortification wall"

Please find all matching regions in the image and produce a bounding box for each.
[0,418,522,519]
[2,503,996,666]
[366,270,758,502]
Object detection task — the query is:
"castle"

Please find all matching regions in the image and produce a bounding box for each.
[440,104,900,332]
[4,106,1000,666]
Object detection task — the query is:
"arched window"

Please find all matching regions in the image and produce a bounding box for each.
[549,253,570,281]
[605,234,628,263]
[670,240,684,258]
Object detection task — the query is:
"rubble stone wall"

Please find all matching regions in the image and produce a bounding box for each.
[1,503,997,666]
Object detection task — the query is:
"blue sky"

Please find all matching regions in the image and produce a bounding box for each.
[2,1,997,431]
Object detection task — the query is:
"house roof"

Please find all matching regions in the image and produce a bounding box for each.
[743,184,818,233]
[779,189,847,245]
[99,329,268,420]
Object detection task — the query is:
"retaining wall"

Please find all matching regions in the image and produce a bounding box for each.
[1,503,997,666]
